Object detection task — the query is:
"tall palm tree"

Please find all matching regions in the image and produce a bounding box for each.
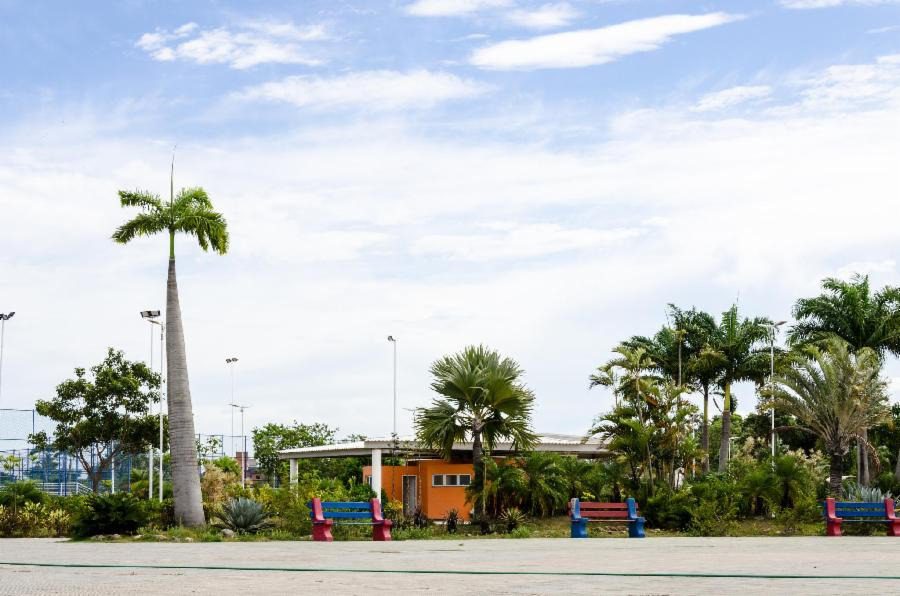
[415,345,538,512]
[766,339,889,496]
[789,274,900,483]
[624,306,721,472]
[715,305,770,472]
[112,166,228,526]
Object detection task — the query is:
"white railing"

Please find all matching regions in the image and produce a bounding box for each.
[34,481,92,496]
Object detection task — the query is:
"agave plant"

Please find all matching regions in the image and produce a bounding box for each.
[843,481,892,503]
[212,498,273,534]
[500,507,527,533]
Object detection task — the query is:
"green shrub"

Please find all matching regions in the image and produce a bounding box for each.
[0,480,45,510]
[644,487,692,530]
[212,498,273,534]
[73,493,148,537]
[144,498,176,529]
[509,526,532,538]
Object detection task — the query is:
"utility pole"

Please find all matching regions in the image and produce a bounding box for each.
[0,312,15,407]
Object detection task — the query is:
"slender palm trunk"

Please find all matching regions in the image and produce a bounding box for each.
[717,383,732,473]
[701,385,710,473]
[472,428,484,512]
[166,258,205,526]
[829,451,843,497]
[858,428,870,486]
[895,446,900,482]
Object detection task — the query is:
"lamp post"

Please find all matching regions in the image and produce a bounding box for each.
[141,310,160,500]
[763,321,787,466]
[229,402,249,488]
[0,311,15,407]
[387,336,397,440]
[141,310,165,501]
[226,358,239,456]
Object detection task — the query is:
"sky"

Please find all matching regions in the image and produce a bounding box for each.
[1,0,900,449]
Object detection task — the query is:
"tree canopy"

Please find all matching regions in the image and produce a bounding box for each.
[30,348,160,492]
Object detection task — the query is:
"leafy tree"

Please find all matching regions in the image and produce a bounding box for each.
[30,348,160,493]
[789,274,900,483]
[252,422,336,484]
[416,345,537,510]
[112,165,229,526]
[765,339,889,496]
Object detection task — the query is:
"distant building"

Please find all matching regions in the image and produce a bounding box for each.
[279,433,607,520]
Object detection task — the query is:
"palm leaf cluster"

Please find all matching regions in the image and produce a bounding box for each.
[112,188,228,256]
[416,345,538,508]
[765,339,889,495]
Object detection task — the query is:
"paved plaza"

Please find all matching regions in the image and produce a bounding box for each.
[1,537,899,595]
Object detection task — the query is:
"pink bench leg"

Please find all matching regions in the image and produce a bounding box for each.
[313,520,334,542]
[826,519,842,537]
[373,520,392,541]
[888,521,900,537]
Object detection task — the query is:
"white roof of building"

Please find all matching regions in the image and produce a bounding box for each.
[278,433,607,460]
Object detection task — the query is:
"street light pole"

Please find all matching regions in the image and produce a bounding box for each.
[387,336,397,439]
[0,312,15,407]
[764,321,787,467]
[226,358,239,456]
[229,402,249,488]
[141,311,162,501]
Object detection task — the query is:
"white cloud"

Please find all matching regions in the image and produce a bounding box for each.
[692,85,772,112]
[412,223,643,260]
[136,21,326,69]
[470,12,743,70]
[405,0,513,17]
[781,0,899,8]
[235,70,491,110]
[5,54,900,437]
[796,56,900,109]
[835,259,896,279]
[507,3,580,30]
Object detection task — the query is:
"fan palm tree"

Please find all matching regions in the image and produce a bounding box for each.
[715,305,771,472]
[765,339,889,496]
[415,345,538,512]
[111,166,228,526]
[789,274,900,483]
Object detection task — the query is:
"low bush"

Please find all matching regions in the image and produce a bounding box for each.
[73,493,148,537]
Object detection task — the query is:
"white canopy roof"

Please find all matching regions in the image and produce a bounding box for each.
[279,433,607,460]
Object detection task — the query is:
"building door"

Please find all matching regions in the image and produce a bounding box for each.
[402,475,417,516]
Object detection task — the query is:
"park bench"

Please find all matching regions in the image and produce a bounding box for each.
[569,497,645,538]
[823,497,900,537]
[308,497,392,542]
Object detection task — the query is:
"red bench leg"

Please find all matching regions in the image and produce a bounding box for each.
[313,520,334,542]
[826,519,841,537]
[373,520,392,541]
[888,521,900,537]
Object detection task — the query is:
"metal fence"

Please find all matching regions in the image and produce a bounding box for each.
[0,409,253,496]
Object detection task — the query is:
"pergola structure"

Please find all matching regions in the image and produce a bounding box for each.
[279,433,608,496]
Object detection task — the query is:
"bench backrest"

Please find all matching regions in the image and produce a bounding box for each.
[309,497,386,522]
[825,498,891,519]
[571,498,639,520]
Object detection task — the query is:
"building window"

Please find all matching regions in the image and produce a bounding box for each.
[432,474,471,487]
[365,475,371,486]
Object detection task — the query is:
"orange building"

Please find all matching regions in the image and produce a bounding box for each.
[281,434,606,521]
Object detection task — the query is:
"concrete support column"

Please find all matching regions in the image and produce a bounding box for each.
[289,458,298,485]
[371,448,382,497]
